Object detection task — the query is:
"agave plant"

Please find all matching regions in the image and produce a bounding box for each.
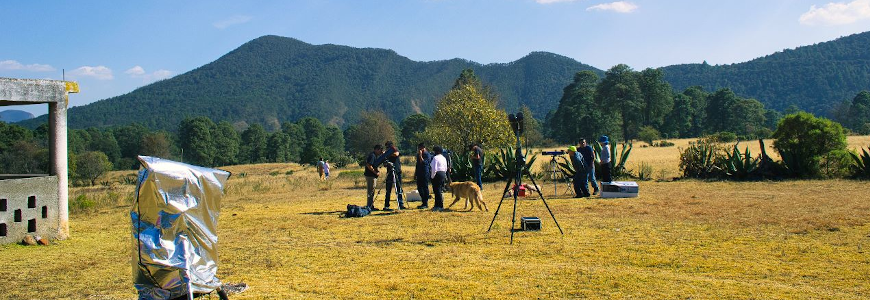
[487,146,538,181]
[722,143,759,180]
[850,146,870,179]
[449,151,473,182]
[679,140,724,179]
[610,142,633,179]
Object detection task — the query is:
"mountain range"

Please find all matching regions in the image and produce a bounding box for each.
[19,32,870,131]
[0,110,35,123]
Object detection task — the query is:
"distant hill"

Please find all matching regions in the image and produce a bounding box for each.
[26,36,599,131]
[661,31,870,115]
[0,110,35,123]
[19,32,870,131]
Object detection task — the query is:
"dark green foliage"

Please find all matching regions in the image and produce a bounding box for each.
[608,142,633,179]
[239,124,267,164]
[85,128,121,166]
[637,68,673,128]
[548,71,611,143]
[679,140,725,179]
[113,123,149,160]
[449,151,473,182]
[723,144,760,180]
[266,132,293,163]
[820,149,854,179]
[399,114,430,151]
[213,121,240,166]
[27,36,598,132]
[0,140,45,174]
[662,32,870,116]
[850,146,870,179]
[772,112,847,178]
[76,151,113,186]
[706,132,738,143]
[637,126,661,146]
[597,64,644,141]
[281,122,305,162]
[486,147,538,182]
[834,91,870,134]
[0,122,34,153]
[345,111,397,157]
[178,117,216,167]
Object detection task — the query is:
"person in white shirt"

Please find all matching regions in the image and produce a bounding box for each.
[429,146,449,211]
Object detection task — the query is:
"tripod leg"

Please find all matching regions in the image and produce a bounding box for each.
[487,175,514,232]
[510,178,520,244]
[527,175,564,235]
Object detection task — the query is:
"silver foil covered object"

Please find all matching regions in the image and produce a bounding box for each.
[131,156,231,300]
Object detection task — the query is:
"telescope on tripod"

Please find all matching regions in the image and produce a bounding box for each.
[487,112,564,244]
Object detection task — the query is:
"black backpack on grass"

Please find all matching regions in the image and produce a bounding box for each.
[345,204,371,218]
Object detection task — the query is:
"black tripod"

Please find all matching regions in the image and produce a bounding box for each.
[487,112,563,244]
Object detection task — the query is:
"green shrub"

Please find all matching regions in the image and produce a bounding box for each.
[636,162,654,181]
[850,146,870,179]
[486,147,537,182]
[706,132,738,143]
[819,150,853,178]
[679,140,726,179]
[638,126,661,146]
[772,112,847,178]
[722,143,760,180]
[70,194,95,213]
[654,140,675,147]
[269,171,280,176]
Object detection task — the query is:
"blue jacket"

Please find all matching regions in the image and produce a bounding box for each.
[416,150,432,179]
[570,151,587,174]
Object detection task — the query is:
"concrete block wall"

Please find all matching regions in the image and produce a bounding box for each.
[0,176,60,244]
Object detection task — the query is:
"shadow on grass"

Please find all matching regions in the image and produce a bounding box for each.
[300,210,345,216]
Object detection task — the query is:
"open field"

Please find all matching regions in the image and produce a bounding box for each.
[2,137,870,299]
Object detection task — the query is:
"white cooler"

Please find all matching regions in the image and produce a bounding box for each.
[599,181,639,198]
[405,190,422,201]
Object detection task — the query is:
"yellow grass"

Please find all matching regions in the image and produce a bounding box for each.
[2,137,870,299]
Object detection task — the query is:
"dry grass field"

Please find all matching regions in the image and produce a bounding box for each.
[2,137,870,299]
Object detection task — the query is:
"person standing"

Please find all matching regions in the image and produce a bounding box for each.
[598,135,612,183]
[567,146,590,198]
[470,144,484,190]
[430,146,449,211]
[364,145,385,211]
[323,159,331,180]
[382,141,406,211]
[317,157,325,180]
[415,143,433,209]
[578,139,599,195]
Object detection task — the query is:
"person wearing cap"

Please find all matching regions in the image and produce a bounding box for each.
[364,144,385,211]
[382,141,406,211]
[598,135,612,183]
[578,138,599,195]
[567,145,590,198]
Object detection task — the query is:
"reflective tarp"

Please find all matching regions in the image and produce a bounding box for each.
[131,156,231,300]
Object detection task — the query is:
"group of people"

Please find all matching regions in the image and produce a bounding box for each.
[316,157,330,180]
[362,142,484,212]
[566,135,612,198]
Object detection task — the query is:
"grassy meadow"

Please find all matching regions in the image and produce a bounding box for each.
[1,137,870,299]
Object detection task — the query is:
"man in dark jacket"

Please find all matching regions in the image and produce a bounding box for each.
[383,141,405,210]
[568,146,590,198]
[364,144,385,210]
[578,138,599,195]
[415,143,433,209]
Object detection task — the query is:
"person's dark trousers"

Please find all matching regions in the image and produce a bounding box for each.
[601,163,612,182]
[385,170,404,208]
[432,171,447,208]
[573,170,590,197]
[416,174,430,206]
[473,164,483,190]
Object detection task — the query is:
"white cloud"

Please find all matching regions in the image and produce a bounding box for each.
[799,0,870,26]
[536,0,582,4]
[126,65,173,82]
[0,60,56,72]
[586,1,638,13]
[213,15,252,29]
[124,65,146,76]
[69,66,113,80]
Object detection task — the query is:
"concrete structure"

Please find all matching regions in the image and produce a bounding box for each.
[0,78,78,244]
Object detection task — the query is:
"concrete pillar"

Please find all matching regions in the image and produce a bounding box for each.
[49,101,69,239]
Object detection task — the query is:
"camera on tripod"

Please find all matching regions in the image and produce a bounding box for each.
[542,150,565,156]
[382,161,394,168]
[508,112,524,136]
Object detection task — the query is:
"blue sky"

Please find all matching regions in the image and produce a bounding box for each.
[2,0,869,117]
